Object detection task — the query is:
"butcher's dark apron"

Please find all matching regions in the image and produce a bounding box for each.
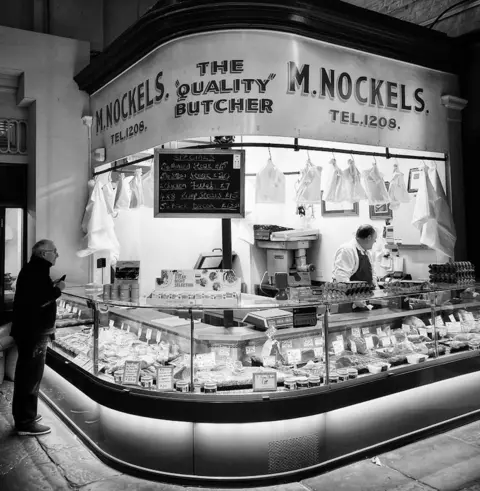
[336,248,374,314]
[350,248,373,284]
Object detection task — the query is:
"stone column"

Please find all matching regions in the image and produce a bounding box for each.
[441,95,468,261]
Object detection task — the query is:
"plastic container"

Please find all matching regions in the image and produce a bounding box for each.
[329,372,339,384]
[130,285,140,301]
[194,382,203,393]
[347,368,358,379]
[337,368,349,382]
[308,375,321,387]
[296,377,309,389]
[284,377,297,390]
[406,354,427,364]
[111,285,119,301]
[204,381,217,394]
[368,362,391,374]
[113,370,124,384]
[103,284,112,300]
[176,380,190,392]
[119,284,131,301]
[140,375,153,389]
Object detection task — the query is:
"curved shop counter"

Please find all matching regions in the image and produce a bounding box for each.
[40,285,480,483]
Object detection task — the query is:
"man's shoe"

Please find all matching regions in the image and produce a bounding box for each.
[17,423,51,436]
[35,414,42,422]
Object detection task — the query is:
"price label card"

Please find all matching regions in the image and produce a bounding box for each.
[197,352,216,369]
[365,336,374,349]
[121,323,125,330]
[137,327,143,339]
[109,320,115,329]
[156,331,162,343]
[332,340,344,356]
[435,316,445,327]
[123,360,141,385]
[66,304,72,312]
[246,345,256,354]
[282,340,293,349]
[146,328,153,340]
[402,324,411,333]
[449,314,457,323]
[350,342,357,354]
[253,372,277,392]
[286,349,302,364]
[183,354,191,365]
[336,335,344,342]
[314,348,323,358]
[352,327,361,337]
[304,338,314,347]
[381,337,391,347]
[419,327,428,337]
[156,366,174,391]
[126,324,131,333]
[376,327,384,336]
[219,347,230,357]
[466,312,475,321]
[390,335,397,345]
[72,307,78,314]
[263,355,276,367]
[362,328,370,335]
[314,337,323,346]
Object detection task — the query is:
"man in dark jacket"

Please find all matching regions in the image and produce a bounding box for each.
[11,239,65,436]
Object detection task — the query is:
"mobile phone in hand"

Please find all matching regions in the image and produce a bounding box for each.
[59,274,66,282]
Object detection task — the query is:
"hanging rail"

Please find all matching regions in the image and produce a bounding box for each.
[92,141,446,177]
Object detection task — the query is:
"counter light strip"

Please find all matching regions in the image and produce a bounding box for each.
[92,142,446,177]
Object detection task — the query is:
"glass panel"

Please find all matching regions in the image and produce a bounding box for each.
[327,290,437,384]
[433,285,480,359]
[3,208,23,316]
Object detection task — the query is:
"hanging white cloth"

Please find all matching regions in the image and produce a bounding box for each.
[295,159,323,204]
[324,158,348,202]
[255,158,286,204]
[412,164,456,258]
[142,169,154,208]
[343,158,367,202]
[388,164,410,210]
[130,169,144,208]
[362,163,390,205]
[77,180,120,264]
[114,173,133,210]
[101,172,117,216]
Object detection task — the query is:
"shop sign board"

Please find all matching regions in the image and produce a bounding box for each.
[90,30,457,164]
[154,148,245,218]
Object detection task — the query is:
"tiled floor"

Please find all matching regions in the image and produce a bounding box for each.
[2,380,480,491]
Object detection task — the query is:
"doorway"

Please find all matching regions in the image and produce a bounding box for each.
[0,208,26,323]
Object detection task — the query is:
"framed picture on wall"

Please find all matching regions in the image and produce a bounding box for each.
[321,192,359,216]
[369,182,393,220]
[407,168,422,193]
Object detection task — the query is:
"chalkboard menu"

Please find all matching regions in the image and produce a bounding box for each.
[154,148,245,218]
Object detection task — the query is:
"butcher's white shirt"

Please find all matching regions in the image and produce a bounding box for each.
[332,238,377,283]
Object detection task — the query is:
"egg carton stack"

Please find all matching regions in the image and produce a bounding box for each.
[429,262,476,286]
[318,281,375,302]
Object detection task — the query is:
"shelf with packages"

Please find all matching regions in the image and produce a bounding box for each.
[48,283,480,396]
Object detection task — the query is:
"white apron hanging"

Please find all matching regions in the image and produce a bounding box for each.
[130,169,144,209]
[114,173,133,210]
[255,158,286,204]
[142,169,154,208]
[295,159,323,204]
[343,159,367,202]
[324,158,349,202]
[388,164,410,210]
[362,163,390,205]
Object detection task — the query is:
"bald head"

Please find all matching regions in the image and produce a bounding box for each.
[32,239,59,265]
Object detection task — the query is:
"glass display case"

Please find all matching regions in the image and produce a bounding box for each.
[41,284,480,481]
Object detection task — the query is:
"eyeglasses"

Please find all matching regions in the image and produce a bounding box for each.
[43,249,58,254]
